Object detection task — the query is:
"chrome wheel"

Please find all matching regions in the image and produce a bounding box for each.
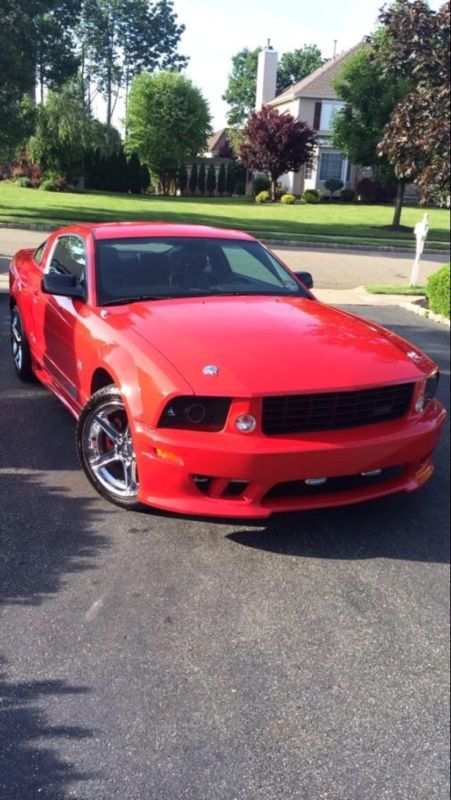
[11,309,23,371]
[10,307,33,382]
[83,399,139,500]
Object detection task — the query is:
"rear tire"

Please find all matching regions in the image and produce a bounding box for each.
[76,386,141,510]
[10,306,34,382]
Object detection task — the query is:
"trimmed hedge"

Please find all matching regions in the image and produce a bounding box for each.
[426,263,450,318]
[302,188,321,204]
[280,193,296,204]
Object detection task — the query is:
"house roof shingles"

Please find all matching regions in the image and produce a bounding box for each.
[270,43,363,104]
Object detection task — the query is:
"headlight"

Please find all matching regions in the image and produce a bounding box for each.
[158,396,231,431]
[415,371,440,413]
[425,370,440,401]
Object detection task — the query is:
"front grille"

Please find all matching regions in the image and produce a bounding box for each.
[262,383,414,435]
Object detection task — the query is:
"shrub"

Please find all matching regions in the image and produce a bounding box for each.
[255,190,270,203]
[39,179,58,191]
[280,193,296,204]
[12,160,43,187]
[15,176,32,188]
[253,175,270,195]
[340,188,355,202]
[426,264,450,318]
[356,178,397,203]
[302,188,321,204]
[39,173,68,192]
[324,178,344,199]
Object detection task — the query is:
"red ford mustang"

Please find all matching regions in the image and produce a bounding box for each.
[9,222,445,517]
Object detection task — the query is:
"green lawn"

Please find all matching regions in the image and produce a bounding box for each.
[0,182,449,250]
[366,284,427,295]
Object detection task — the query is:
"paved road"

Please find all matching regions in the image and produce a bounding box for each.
[0,294,449,800]
[1,227,448,290]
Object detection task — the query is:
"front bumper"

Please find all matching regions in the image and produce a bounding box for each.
[133,400,446,518]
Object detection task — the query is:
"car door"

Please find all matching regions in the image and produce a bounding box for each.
[34,234,88,404]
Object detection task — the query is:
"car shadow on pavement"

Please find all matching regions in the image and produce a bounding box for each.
[226,477,450,564]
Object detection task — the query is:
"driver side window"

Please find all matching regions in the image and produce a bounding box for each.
[49,236,86,282]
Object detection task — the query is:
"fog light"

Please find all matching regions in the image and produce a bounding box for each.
[305,477,327,486]
[235,414,257,433]
[361,469,382,477]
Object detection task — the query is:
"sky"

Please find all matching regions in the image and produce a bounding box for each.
[174,0,444,131]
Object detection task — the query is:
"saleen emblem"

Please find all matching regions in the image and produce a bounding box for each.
[203,365,219,376]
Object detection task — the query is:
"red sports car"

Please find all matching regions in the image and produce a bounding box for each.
[9,222,445,517]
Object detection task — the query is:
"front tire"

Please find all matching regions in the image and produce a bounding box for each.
[76,386,141,510]
[10,306,34,382]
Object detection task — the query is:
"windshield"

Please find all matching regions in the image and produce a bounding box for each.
[94,237,309,306]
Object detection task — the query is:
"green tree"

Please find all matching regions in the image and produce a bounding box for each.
[0,0,43,156]
[80,0,187,126]
[223,44,324,128]
[276,45,324,93]
[222,47,260,128]
[217,163,226,196]
[126,71,211,194]
[27,78,118,177]
[189,163,198,195]
[35,0,81,104]
[206,163,216,196]
[332,43,409,225]
[373,0,450,206]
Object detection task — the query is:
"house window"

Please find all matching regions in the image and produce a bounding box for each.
[319,153,344,182]
[320,101,344,131]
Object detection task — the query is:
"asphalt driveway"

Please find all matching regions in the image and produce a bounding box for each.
[0,292,449,800]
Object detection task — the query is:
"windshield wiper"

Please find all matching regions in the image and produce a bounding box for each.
[103,295,166,306]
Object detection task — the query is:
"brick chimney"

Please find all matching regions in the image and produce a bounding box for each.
[256,40,278,109]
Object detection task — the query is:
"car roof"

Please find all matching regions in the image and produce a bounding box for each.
[55,222,256,242]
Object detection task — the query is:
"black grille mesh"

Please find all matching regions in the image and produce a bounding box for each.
[262,383,414,435]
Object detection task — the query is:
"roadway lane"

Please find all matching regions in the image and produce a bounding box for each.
[0,295,449,800]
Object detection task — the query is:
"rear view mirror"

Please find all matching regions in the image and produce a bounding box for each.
[42,273,85,299]
[294,271,314,289]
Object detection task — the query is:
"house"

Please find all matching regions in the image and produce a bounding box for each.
[204,129,231,158]
[258,44,362,195]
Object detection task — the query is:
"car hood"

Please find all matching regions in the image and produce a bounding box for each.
[110,295,434,395]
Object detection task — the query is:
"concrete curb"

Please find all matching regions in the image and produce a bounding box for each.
[0,222,447,255]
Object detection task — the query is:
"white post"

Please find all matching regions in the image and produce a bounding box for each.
[410,213,429,286]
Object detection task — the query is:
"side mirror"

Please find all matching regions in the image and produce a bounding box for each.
[294,271,314,289]
[42,273,85,299]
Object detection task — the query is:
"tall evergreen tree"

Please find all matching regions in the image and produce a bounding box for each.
[206,163,216,196]
[178,163,188,194]
[226,162,236,196]
[197,163,206,195]
[189,163,198,195]
[217,163,226,196]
